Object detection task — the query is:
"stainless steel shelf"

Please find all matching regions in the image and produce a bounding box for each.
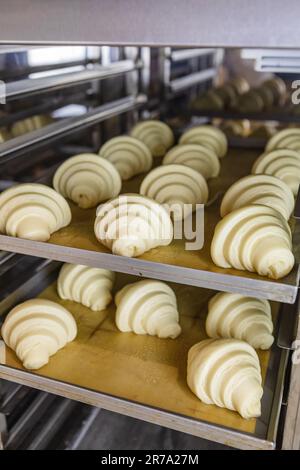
[0,1,299,48]
[0,94,146,163]
[5,60,137,101]
[0,262,290,450]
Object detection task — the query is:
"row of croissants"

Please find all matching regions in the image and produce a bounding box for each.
[0,262,273,419]
[0,121,299,279]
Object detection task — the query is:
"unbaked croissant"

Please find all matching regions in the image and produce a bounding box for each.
[0,183,71,241]
[94,194,173,257]
[220,174,294,220]
[130,120,174,157]
[265,128,300,152]
[53,153,122,209]
[1,299,77,370]
[140,164,208,220]
[99,136,153,180]
[57,263,115,311]
[252,148,300,196]
[11,115,52,138]
[0,340,5,364]
[187,338,263,419]
[206,293,274,350]
[211,204,294,279]
[162,144,220,179]
[235,90,264,113]
[179,125,228,158]
[115,279,181,339]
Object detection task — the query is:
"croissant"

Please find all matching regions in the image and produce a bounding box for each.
[0,340,5,364]
[99,136,153,180]
[211,204,294,279]
[187,338,263,419]
[162,144,220,179]
[130,120,174,157]
[1,299,77,370]
[0,127,11,143]
[11,115,52,137]
[0,183,71,241]
[53,153,122,209]
[230,77,250,95]
[192,90,224,112]
[179,125,227,158]
[206,293,274,350]
[265,128,300,152]
[94,194,173,257]
[140,164,208,220]
[252,148,300,196]
[220,174,294,220]
[57,263,115,311]
[115,279,181,339]
[235,90,264,113]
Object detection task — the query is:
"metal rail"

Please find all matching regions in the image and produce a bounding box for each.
[5,60,137,101]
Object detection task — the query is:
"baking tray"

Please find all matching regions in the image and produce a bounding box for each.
[0,261,289,450]
[0,148,299,303]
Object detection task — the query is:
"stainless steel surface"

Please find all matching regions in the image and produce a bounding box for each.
[0,262,290,450]
[0,234,298,304]
[190,109,300,123]
[0,1,299,48]
[169,68,216,94]
[5,60,137,101]
[0,95,147,163]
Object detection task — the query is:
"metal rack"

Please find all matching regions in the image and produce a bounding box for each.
[0,19,299,448]
[0,259,292,450]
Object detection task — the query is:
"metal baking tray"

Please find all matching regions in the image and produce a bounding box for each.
[0,261,289,450]
[0,148,299,303]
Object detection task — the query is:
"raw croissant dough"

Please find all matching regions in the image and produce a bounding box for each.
[53,153,122,208]
[94,194,173,257]
[206,293,274,350]
[265,128,300,152]
[1,299,77,370]
[57,263,115,311]
[211,204,294,279]
[130,120,174,157]
[115,279,181,339]
[252,148,300,196]
[187,338,263,419]
[99,136,152,180]
[0,183,71,241]
[179,125,228,158]
[140,164,208,220]
[220,174,294,220]
[162,144,220,179]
